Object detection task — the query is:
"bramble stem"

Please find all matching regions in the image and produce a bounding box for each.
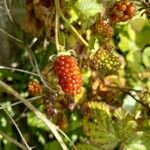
[59,11,89,47]
[54,0,61,51]
[0,104,32,150]
[0,80,68,150]
[0,131,27,150]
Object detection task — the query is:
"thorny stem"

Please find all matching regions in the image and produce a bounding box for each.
[0,131,28,150]
[0,104,32,150]
[0,80,68,150]
[59,11,89,47]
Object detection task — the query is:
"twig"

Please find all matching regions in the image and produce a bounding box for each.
[0,80,68,150]
[125,91,150,109]
[54,0,61,51]
[0,66,40,77]
[106,85,150,109]
[0,95,44,110]
[26,47,55,93]
[59,11,89,47]
[0,104,32,150]
[57,128,78,150]
[0,131,28,150]
[3,0,14,23]
[0,27,23,44]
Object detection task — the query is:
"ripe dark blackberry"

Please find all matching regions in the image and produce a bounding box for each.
[92,19,113,42]
[28,80,42,96]
[109,0,135,24]
[54,55,82,95]
[90,47,121,76]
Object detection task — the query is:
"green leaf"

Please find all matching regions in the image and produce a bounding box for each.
[130,17,146,32]
[126,51,144,73]
[27,112,49,131]
[135,24,150,47]
[122,131,150,150]
[44,141,62,150]
[76,143,100,150]
[82,106,137,150]
[75,0,103,17]
[142,47,150,68]
[83,110,119,150]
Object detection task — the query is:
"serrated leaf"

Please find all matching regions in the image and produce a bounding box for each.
[114,107,128,120]
[142,47,150,68]
[114,119,137,141]
[75,0,102,17]
[82,106,137,150]
[122,131,150,150]
[83,110,119,150]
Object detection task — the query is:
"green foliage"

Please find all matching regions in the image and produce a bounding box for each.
[81,105,137,150]
[122,131,150,150]
[27,112,49,131]
[76,143,100,150]
[0,0,150,149]
[75,0,102,18]
[142,47,150,68]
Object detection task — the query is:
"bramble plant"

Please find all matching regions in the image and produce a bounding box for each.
[0,0,150,150]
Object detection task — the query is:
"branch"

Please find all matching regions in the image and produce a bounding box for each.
[0,66,40,77]
[0,94,44,109]
[59,11,89,47]
[0,131,28,150]
[125,91,150,109]
[0,27,23,44]
[54,0,61,51]
[0,104,32,150]
[0,80,68,150]
[3,0,14,23]
[25,44,56,93]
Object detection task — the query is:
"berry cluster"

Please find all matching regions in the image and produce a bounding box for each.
[109,0,135,24]
[90,47,121,75]
[92,19,113,42]
[28,80,42,96]
[54,55,82,95]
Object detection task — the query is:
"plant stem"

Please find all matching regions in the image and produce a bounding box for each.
[0,80,68,150]
[0,131,28,150]
[0,104,32,150]
[3,0,14,23]
[59,11,89,47]
[54,0,61,51]
[0,66,40,77]
[0,94,44,109]
[0,27,23,44]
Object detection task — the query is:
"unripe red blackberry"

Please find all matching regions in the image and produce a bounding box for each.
[92,19,113,42]
[28,80,42,96]
[45,105,55,118]
[109,0,135,24]
[90,48,121,76]
[54,55,82,95]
